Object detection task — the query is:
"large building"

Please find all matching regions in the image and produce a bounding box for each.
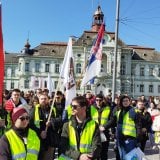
[4,5,160,99]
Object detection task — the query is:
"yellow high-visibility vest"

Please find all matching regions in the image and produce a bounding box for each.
[69,120,96,153]
[91,105,110,125]
[117,110,136,138]
[5,128,40,160]
[66,105,72,120]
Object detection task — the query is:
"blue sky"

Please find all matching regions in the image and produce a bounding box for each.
[2,0,160,53]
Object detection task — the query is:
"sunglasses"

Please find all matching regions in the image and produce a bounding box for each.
[96,99,103,102]
[19,116,30,121]
[71,104,81,109]
[55,97,60,99]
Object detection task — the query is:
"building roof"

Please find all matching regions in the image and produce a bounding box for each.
[5,53,19,63]
[130,45,160,62]
[32,42,67,58]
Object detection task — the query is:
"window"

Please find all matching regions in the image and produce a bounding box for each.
[44,81,47,88]
[86,85,91,90]
[35,80,39,88]
[158,68,160,77]
[131,66,135,75]
[131,84,133,92]
[35,63,40,72]
[76,63,81,74]
[140,84,144,92]
[4,82,6,89]
[25,62,29,72]
[149,85,153,93]
[121,83,125,92]
[101,64,104,72]
[11,68,15,77]
[55,64,60,73]
[19,63,21,71]
[45,64,50,72]
[140,67,144,76]
[121,63,126,75]
[11,82,14,89]
[4,68,7,76]
[54,81,58,89]
[24,80,29,89]
[149,68,154,76]
[158,85,160,93]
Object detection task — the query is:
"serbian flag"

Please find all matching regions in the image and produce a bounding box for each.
[60,37,76,108]
[81,23,105,87]
[0,3,4,105]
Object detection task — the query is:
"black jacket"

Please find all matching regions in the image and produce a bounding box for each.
[59,116,101,160]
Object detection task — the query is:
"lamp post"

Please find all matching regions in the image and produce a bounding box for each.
[112,0,120,102]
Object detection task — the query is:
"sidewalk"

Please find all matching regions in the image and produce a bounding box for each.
[144,141,160,160]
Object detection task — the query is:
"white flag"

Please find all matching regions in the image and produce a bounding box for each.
[47,73,54,97]
[60,37,76,108]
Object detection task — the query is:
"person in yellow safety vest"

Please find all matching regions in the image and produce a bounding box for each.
[90,94,111,160]
[0,106,40,160]
[59,96,101,160]
[104,95,142,160]
[29,94,61,160]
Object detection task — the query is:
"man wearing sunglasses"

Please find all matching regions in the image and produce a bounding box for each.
[59,96,101,160]
[89,94,111,160]
[0,106,40,160]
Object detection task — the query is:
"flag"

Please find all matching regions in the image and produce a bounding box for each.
[38,77,44,89]
[30,76,36,89]
[81,23,105,87]
[60,37,76,108]
[0,3,4,105]
[47,73,54,97]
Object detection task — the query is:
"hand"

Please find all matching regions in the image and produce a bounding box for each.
[142,128,147,133]
[99,125,105,132]
[40,130,47,139]
[46,121,51,127]
[0,119,5,127]
[79,154,92,160]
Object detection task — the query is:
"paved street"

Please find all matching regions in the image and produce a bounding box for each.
[108,140,160,160]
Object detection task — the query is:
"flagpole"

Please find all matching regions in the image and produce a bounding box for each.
[112,0,120,102]
[45,77,61,131]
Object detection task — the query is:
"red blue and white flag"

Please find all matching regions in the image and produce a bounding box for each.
[81,23,105,87]
[0,3,4,105]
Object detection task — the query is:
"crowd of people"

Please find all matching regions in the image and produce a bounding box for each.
[0,88,160,160]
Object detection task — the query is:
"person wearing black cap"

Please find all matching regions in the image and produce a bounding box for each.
[0,106,40,160]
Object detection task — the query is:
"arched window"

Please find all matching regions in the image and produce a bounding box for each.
[76,63,81,74]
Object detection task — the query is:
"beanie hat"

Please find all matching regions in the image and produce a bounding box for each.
[12,107,28,123]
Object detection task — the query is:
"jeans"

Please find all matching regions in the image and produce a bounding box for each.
[118,138,137,160]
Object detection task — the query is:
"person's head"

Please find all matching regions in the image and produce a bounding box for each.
[12,107,29,129]
[36,89,42,97]
[55,91,63,103]
[71,96,88,117]
[11,89,21,102]
[131,99,137,107]
[31,96,39,107]
[141,95,145,101]
[119,95,131,108]
[95,94,104,107]
[150,102,156,109]
[42,88,49,96]
[39,94,49,107]
[86,91,92,99]
[137,98,145,110]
